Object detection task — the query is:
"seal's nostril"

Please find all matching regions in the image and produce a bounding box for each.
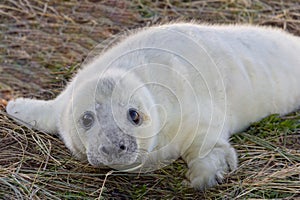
[119,140,127,151]
[101,146,109,155]
[119,144,126,151]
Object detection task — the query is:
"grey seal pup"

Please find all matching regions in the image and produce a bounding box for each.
[6,23,300,189]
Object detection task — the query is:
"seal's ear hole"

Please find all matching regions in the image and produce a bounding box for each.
[127,108,143,126]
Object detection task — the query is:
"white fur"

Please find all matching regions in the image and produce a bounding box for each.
[6,23,300,189]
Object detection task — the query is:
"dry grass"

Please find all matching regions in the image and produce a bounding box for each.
[0,0,300,199]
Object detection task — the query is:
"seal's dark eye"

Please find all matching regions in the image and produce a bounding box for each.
[127,108,142,126]
[81,111,95,130]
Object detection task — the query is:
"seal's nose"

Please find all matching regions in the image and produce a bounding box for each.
[93,132,138,165]
[100,146,110,155]
[100,142,127,157]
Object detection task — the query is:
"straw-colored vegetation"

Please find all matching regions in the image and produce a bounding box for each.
[0,0,299,199]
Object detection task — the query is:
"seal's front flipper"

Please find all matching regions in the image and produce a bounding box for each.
[183,139,237,190]
[6,98,59,134]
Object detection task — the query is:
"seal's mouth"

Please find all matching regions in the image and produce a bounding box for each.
[117,163,144,172]
[87,150,139,167]
[86,147,153,172]
[87,157,144,172]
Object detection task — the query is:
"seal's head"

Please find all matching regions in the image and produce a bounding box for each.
[61,68,161,170]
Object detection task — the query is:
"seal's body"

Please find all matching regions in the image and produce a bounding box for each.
[6,23,300,189]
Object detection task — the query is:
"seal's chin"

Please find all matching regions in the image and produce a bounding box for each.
[88,158,144,172]
[86,152,139,169]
